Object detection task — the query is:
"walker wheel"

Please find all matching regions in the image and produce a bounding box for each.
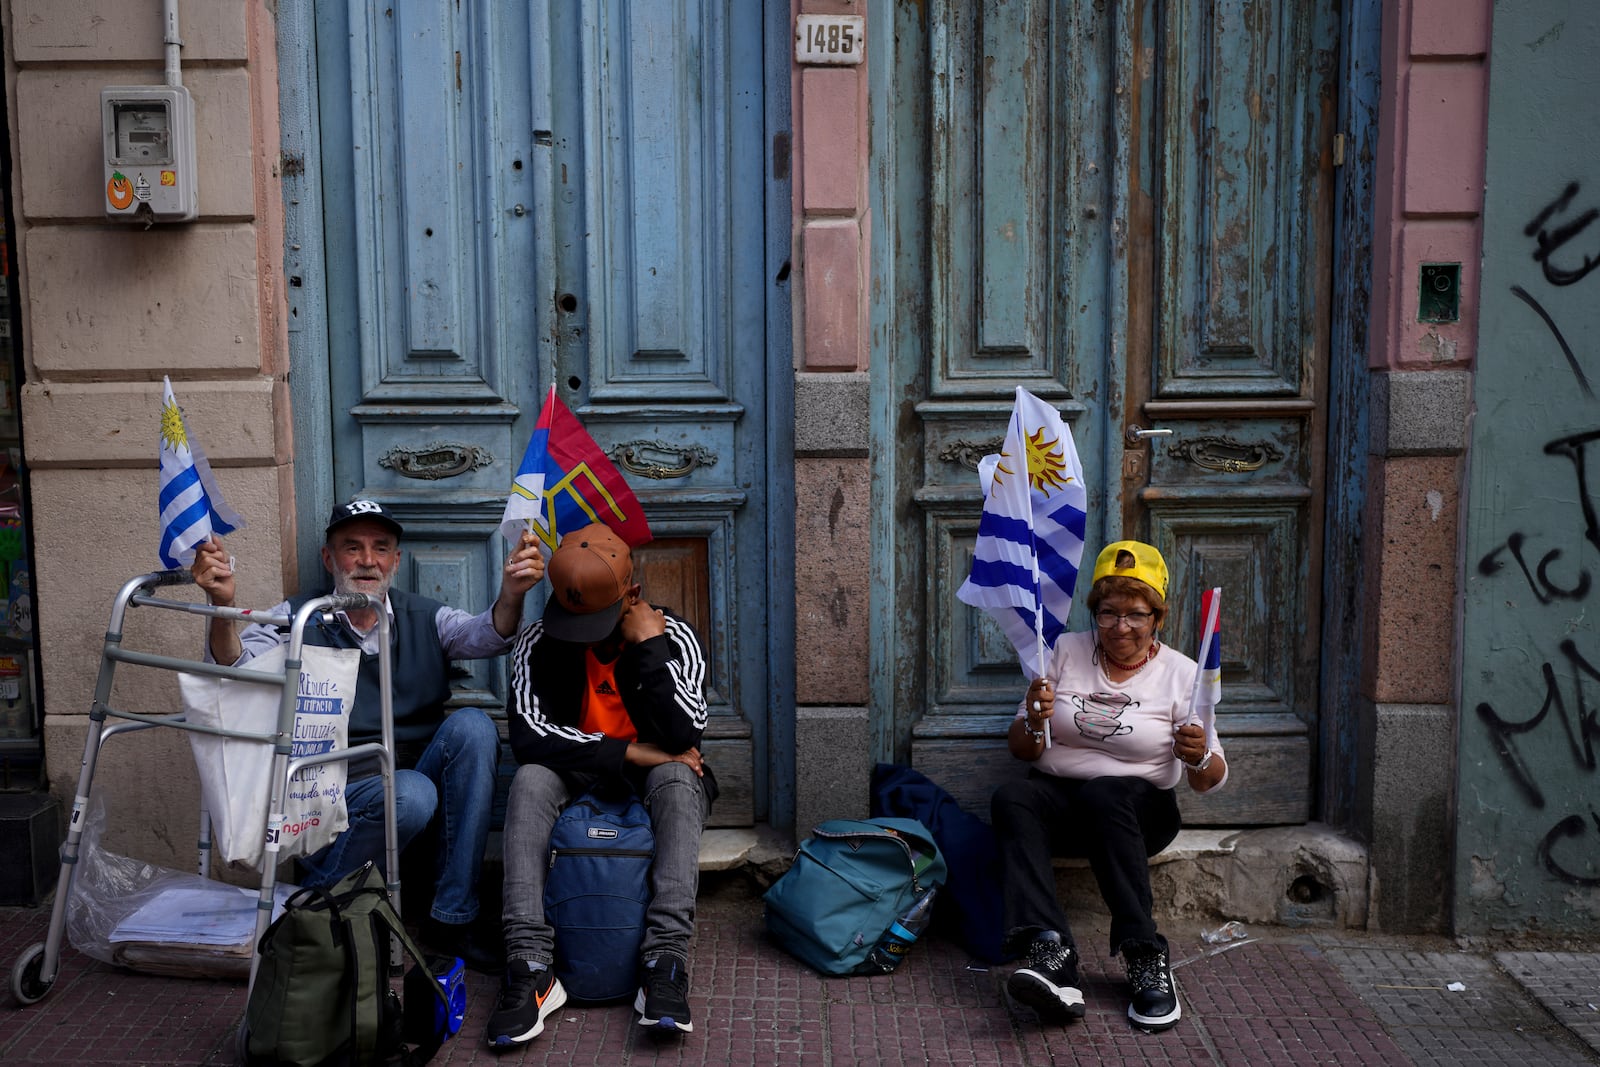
[10,943,54,1006]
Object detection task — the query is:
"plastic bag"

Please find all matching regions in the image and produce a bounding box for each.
[179,642,359,869]
[65,792,294,979]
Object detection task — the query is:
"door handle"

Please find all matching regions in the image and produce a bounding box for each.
[1126,424,1174,445]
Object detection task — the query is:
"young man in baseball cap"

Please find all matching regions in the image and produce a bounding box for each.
[191,499,547,971]
[487,522,714,1046]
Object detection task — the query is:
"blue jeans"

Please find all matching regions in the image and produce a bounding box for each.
[298,706,499,924]
[991,772,1180,957]
[501,761,709,966]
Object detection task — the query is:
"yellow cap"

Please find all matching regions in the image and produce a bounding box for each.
[1091,541,1169,601]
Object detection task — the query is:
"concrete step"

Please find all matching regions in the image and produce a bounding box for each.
[490,821,1370,932]
[1054,824,1370,930]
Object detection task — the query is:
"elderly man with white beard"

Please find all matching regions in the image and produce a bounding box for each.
[191,499,545,971]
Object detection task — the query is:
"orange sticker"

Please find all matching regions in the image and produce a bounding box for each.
[107,172,133,210]
[160,170,176,187]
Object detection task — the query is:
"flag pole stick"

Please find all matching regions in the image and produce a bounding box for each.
[1185,587,1221,727]
[1024,407,1052,749]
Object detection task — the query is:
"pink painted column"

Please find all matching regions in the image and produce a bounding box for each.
[790,0,874,831]
[1360,0,1491,932]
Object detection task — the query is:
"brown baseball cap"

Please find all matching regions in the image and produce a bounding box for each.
[542,523,633,642]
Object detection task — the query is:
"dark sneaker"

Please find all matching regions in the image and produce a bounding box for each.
[634,956,694,1034]
[1006,931,1086,1021]
[1123,941,1180,1031]
[485,961,567,1047]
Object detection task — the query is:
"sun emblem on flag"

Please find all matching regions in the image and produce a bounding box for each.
[160,399,189,452]
[995,427,1074,493]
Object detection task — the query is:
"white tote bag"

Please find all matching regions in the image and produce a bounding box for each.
[180,643,361,870]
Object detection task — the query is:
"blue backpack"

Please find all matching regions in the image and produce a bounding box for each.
[763,817,947,976]
[870,763,1010,963]
[543,791,655,1003]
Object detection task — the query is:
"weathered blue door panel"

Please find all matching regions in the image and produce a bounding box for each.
[291,1,778,824]
[875,0,1335,826]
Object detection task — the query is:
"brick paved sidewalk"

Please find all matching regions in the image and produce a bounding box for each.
[4,878,1597,1066]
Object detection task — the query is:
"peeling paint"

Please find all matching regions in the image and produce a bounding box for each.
[1468,854,1507,901]
[1417,330,1458,363]
[1565,885,1600,918]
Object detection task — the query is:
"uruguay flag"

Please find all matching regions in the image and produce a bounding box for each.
[1191,587,1223,730]
[499,385,653,549]
[158,377,245,568]
[955,387,1089,677]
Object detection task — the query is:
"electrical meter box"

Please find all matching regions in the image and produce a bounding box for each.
[101,85,198,223]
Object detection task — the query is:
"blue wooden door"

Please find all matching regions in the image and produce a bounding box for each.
[294,1,778,825]
[877,0,1336,825]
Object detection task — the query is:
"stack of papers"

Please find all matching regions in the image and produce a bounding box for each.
[110,881,296,945]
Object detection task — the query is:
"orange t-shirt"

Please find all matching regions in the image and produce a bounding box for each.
[579,649,637,742]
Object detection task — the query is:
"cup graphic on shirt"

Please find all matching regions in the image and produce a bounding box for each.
[1072,693,1134,741]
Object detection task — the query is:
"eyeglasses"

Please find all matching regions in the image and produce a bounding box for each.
[1094,609,1154,629]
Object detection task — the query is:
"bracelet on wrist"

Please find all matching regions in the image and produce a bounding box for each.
[1021,719,1045,742]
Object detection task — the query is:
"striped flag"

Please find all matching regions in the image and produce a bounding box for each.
[499,385,653,549]
[955,387,1089,678]
[158,377,245,568]
[1190,587,1223,729]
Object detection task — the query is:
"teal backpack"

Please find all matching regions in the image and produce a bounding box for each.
[763,817,947,976]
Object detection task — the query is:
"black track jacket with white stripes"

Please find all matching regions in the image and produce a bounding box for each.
[506,607,710,782]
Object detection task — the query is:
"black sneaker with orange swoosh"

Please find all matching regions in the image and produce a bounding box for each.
[486,960,568,1047]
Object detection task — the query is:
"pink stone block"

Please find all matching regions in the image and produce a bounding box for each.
[802,222,863,370]
[17,69,256,221]
[794,459,870,704]
[1369,456,1459,704]
[799,0,861,14]
[801,67,862,213]
[1410,0,1490,58]
[1389,219,1481,369]
[12,0,248,63]
[26,224,262,373]
[1401,64,1488,216]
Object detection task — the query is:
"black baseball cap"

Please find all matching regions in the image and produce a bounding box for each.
[325,499,404,541]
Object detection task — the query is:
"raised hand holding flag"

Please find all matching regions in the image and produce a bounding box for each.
[956,387,1089,675]
[158,377,245,569]
[500,385,652,549]
[956,388,1090,746]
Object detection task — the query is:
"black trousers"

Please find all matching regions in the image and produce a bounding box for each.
[990,771,1181,957]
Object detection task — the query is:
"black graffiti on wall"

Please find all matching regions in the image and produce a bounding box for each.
[1476,640,1600,886]
[1477,531,1589,603]
[1476,641,1600,809]
[1466,184,1600,889]
[1509,286,1593,398]
[1538,812,1600,888]
[1525,181,1600,287]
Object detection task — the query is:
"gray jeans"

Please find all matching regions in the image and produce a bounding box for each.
[501,761,709,966]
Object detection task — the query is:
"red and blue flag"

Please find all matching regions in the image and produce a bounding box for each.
[1191,587,1222,727]
[499,385,653,549]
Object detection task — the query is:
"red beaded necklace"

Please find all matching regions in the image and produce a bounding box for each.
[1102,641,1159,674]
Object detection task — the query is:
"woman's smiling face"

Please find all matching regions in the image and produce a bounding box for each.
[1094,589,1159,664]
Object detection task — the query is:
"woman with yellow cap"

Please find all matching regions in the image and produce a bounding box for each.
[992,540,1226,1033]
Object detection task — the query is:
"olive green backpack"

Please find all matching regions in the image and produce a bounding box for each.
[243,862,451,1066]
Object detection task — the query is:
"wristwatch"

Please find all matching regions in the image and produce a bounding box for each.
[1183,749,1213,772]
